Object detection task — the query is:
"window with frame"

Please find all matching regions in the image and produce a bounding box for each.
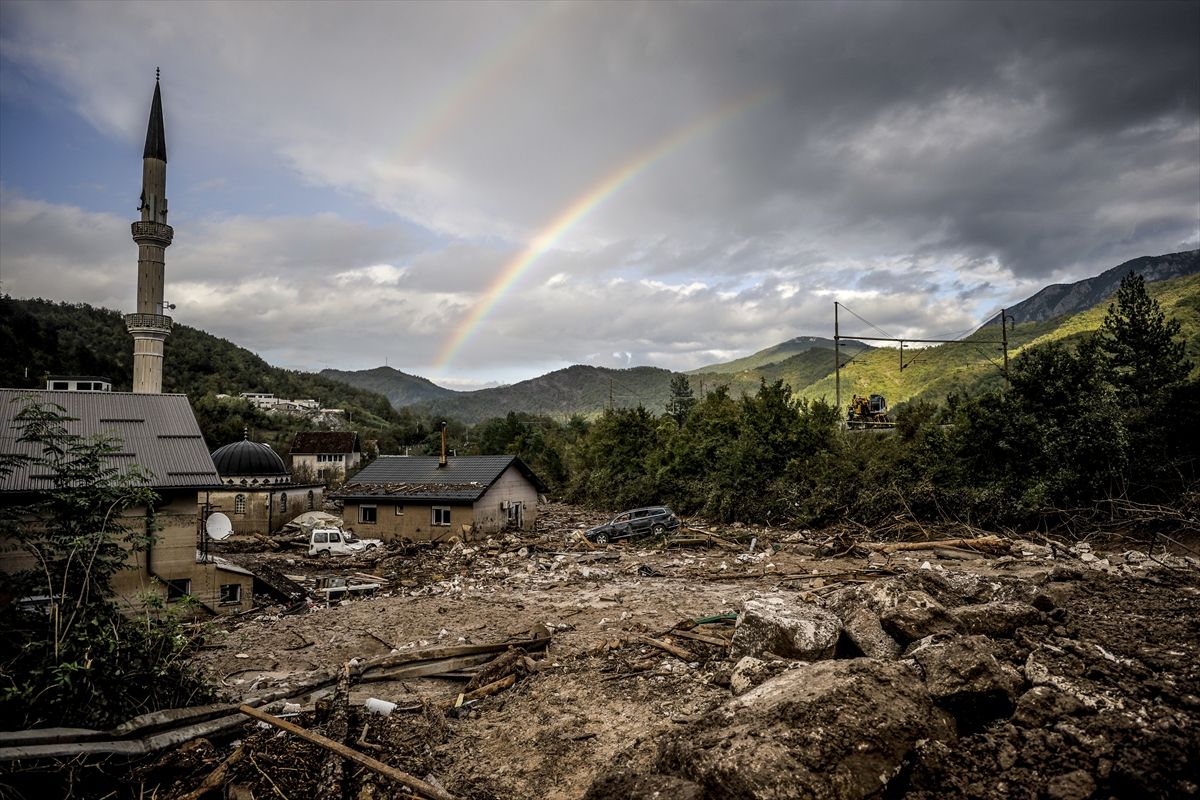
[279,493,288,513]
[313,530,328,543]
[164,579,191,601]
[359,505,377,524]
[307,490,315,510]
[234,494,246,514]
[432,507,451,526]
[395,505,404,515]
[219,583,242,604]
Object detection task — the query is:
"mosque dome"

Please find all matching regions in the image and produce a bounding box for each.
[211,436,288,479]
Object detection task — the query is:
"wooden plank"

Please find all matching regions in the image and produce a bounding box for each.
[238,705,457,800]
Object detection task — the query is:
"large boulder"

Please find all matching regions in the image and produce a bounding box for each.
[842,607,902,660]
[880,591,961,645]
[729,656,791,696]
[950,601,1044,637]
[909,635,1022,731]
[659,659,955,800]
[730,597,841,661]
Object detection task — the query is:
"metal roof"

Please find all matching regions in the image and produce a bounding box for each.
[335,455,545,502]
[0,389,220,492]
[291,431,360,454]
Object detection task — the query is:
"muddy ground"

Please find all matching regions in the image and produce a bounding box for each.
[27,505,1200,799]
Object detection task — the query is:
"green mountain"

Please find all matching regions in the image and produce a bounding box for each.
[413,365,677,423]
[689,336,872,374]
[982,249,1199,328]
[797,272,1200,408]
[319,366,455,407]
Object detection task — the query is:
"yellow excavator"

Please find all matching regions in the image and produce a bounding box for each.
[847,394,891,428]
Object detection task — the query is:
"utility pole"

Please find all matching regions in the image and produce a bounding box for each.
[834,301,841,416]
[1001,308,1012,388]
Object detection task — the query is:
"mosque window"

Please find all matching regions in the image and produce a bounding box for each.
[280,493,288,514]
[307,490,315,511]
[234,494,246,515]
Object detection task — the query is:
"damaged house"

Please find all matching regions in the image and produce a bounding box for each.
[0,389,254,615]
[334,454,545,542]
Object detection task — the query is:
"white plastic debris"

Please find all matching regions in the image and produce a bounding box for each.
[365,697,397,716]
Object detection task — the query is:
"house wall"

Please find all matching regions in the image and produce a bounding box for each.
[204,485,324,535]
[342,500,472,543]
[292,453,362,484]
[1,491,252,617]
[474,468,539,533]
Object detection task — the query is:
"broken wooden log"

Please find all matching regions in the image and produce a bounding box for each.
[238,705,457,800]
[869,535,1009,555]
[316,662,352,800]
[464,648,524,692]
[445,674,517,711]
[639,636,697,662]
[178,742,245,800]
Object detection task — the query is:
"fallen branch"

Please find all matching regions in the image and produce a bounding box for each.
[316,662,352,800]
[238,705,457,800]
[446,674,517,711]
[669,629,730,648]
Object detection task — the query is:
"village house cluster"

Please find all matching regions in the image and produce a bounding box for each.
[0,76,544,617]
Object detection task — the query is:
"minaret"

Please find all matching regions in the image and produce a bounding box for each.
[125,69,173,394]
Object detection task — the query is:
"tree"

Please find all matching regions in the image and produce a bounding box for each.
[0,401,214,729]
[665,374,697,428]
[1095,271,1190,407]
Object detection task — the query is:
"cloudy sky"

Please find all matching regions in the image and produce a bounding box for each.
[1,1,1197,387]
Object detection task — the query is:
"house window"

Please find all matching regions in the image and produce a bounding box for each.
[395,505,404,515]
[359,505,377,524]
[52,382,68,390]
[234,494,246,515]
[317,454,344,463]
[307,490,315,511]
[279,493,288,513]
[164,579,191,601]
[219,583,242,604]
[432,507,451,526]
[507,502,522,526]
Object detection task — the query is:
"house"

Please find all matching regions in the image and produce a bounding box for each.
[208,434,325,534]
[45,375,113,392]
[290,430,362,483]
[334,455,546,542]
[0,389,254,615]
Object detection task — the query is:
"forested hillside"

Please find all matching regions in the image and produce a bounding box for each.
[0,297,433,453]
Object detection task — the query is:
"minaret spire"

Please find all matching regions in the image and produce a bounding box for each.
[126,72,174,394]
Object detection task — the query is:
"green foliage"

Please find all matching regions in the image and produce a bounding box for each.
[665,374,697,428]
[1095,271,1191,407]
[0,401,214,729]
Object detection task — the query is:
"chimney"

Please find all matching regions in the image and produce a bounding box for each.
[438,422,448,468]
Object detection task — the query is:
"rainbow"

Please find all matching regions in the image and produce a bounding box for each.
[434,87,774,370]
[396,5,563,162]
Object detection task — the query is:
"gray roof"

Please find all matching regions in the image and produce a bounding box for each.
[335,455,545,503]
[0,389,219,493]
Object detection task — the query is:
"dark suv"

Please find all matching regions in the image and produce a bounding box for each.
[584,506,681,544]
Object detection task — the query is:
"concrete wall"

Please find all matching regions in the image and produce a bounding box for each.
[473,468,539,533]
[204,485,324,535]
[343,500,471,543]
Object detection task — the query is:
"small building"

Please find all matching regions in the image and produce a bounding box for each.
[334,455,545,542]
[0,389,253,615]
[207,435,325,534]
[290,430,362,484]
[45,375,113,392]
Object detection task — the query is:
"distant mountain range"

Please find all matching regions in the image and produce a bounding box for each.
[7,249,1198,427]
[982,249,1199,327]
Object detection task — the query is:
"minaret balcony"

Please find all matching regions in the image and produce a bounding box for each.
[131,221,174,246]
[125,313,173,334]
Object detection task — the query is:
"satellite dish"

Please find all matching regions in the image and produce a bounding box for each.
[206,512,233,541]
